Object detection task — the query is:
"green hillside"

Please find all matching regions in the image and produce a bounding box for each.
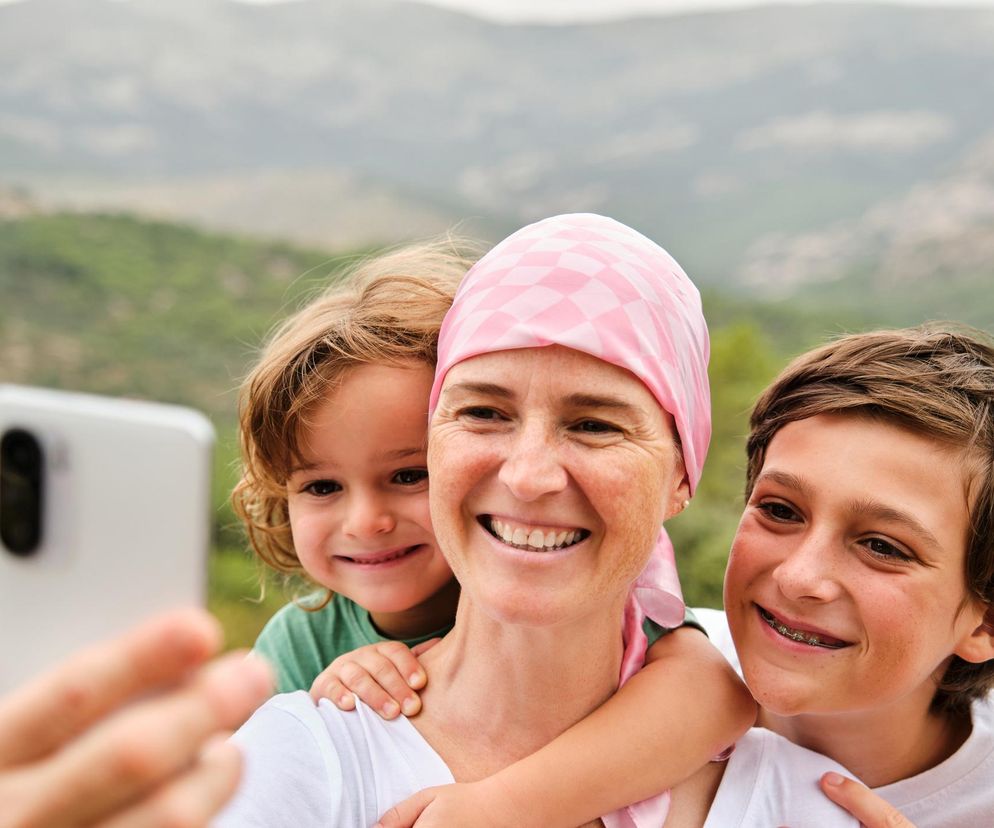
[0,210,909,645]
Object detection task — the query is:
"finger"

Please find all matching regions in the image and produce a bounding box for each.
[367,648,424,716]
[309,673,357,710]
[26,651,272,826]
[820,772,916,828]
[0,608,222,767]
[336,661,402,719]
[98,739,244,828]
[410,638,442,658]
[377,641,428,691]
[374,787,438,828]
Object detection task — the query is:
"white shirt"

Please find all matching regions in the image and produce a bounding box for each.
[214,691,454,827]
[695,607,994,828]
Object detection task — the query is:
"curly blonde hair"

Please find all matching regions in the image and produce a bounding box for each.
[231,240,477,588]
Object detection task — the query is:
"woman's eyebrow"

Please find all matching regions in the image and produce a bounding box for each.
[565,393,640,413]
[443,381,513,399]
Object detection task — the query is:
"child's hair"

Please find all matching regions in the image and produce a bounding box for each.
[232,239,477,582]
[744,324,994,714]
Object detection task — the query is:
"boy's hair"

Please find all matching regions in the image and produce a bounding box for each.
[232,240,476,581]
[745,325,994,714]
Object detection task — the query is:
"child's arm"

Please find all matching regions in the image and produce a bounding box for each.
[376,626,756,828]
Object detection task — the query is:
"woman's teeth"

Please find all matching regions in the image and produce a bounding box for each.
[760,608,846,649]
[486,517,587,551]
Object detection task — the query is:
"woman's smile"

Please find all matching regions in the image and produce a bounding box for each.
[480,515,591,552]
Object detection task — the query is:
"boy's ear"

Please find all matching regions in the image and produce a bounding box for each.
[955,603,994,664]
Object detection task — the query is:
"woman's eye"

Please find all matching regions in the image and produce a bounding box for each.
[304,479,341,496]
[861,537,913,563]
[461,406,504,421]
[573,420,620,435]
[757,500,799,522]
[393,468,428,486]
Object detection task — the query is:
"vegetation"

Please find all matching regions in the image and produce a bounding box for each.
[4,209,962,647]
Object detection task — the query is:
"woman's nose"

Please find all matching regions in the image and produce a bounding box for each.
[771,531,842,603]
[497,422,568,502]
[342,492,396,539]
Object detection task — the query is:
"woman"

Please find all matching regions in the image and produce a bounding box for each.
[668,327,994,827]
[214,212,737,827]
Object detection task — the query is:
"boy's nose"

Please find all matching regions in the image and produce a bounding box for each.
[772,531,843,603]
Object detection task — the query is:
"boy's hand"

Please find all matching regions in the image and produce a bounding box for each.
[374,780,529,828]
[310,639,440,720]
[819,772,917,828]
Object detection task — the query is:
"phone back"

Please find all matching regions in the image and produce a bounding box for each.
[0,385,214,691]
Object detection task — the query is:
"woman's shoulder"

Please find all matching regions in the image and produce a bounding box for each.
[218,692,454,827]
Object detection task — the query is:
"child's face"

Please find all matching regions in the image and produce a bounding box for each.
[724,413,990,720]
[286,362,453,621]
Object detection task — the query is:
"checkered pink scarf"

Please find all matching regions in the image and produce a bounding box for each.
[429,214,711,827]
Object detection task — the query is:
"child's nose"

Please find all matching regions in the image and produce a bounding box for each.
[343,493,396,539]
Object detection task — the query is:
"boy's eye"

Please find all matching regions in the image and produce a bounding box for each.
[304,479,341,496]
[756,500,800,523]
[393,468,428,486]
[861,536,913,563]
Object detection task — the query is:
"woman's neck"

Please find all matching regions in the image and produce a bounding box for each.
[411,596,626,781]
[757,691,972,788]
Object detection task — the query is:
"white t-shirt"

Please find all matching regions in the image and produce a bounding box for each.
[213,691,454,827]
[695,607,994,828]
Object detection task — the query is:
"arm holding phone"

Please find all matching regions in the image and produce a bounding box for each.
[0,608,273,827]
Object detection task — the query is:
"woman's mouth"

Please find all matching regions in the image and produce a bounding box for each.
[758,606,850,650]
[335,545,424,566]
[480,516,590,552]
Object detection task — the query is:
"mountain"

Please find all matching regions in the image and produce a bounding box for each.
[1,0,993,319]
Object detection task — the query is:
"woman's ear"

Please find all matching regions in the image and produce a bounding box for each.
[954,603,994,664]
[662,453,691,522]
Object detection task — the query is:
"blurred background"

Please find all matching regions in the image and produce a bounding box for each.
[2,0,992,647]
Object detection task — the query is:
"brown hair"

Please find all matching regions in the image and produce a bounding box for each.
[745,325,994,714]
[231,240,477,587]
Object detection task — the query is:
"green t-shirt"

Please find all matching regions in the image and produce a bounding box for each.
[254,592,704,694]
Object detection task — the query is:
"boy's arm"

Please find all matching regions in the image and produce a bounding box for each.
[377,626,757,828]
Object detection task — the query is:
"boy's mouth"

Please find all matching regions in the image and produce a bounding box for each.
[336,544,424,565]
[479,515,590,552]
[758,606,850,649]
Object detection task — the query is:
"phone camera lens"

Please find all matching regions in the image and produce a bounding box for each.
[1,428,44,556]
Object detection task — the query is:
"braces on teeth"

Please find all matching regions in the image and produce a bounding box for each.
[762,610,835,648]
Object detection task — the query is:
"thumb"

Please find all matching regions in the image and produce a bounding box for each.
[820,772,916,828]
[374,787,438,828]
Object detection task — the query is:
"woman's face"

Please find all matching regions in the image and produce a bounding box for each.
[724,413,991,719]
[427,345,689,627]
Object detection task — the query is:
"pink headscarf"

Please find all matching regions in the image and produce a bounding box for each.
[429,214,711,827]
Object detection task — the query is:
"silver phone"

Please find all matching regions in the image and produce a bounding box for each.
[0,384,214,691]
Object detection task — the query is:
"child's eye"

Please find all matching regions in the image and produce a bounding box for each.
[756,500,800,523]
[860,536,914,563]
[304,479,341,496]
[392,468,428,486]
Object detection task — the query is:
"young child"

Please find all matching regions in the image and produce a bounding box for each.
[232,237,754,826]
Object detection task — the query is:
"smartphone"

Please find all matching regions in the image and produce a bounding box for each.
[0,384,214,692]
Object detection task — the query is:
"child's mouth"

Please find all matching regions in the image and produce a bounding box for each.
[336,545,424,566]
[480,515,590,552]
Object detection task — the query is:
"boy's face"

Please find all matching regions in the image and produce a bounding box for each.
[724,413,990,721]
[285,362,454,632]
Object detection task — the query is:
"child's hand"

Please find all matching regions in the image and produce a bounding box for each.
[374,780,528,828]
[310,639,440,720]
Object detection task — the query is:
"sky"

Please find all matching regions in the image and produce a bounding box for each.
[3,0,994,22]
